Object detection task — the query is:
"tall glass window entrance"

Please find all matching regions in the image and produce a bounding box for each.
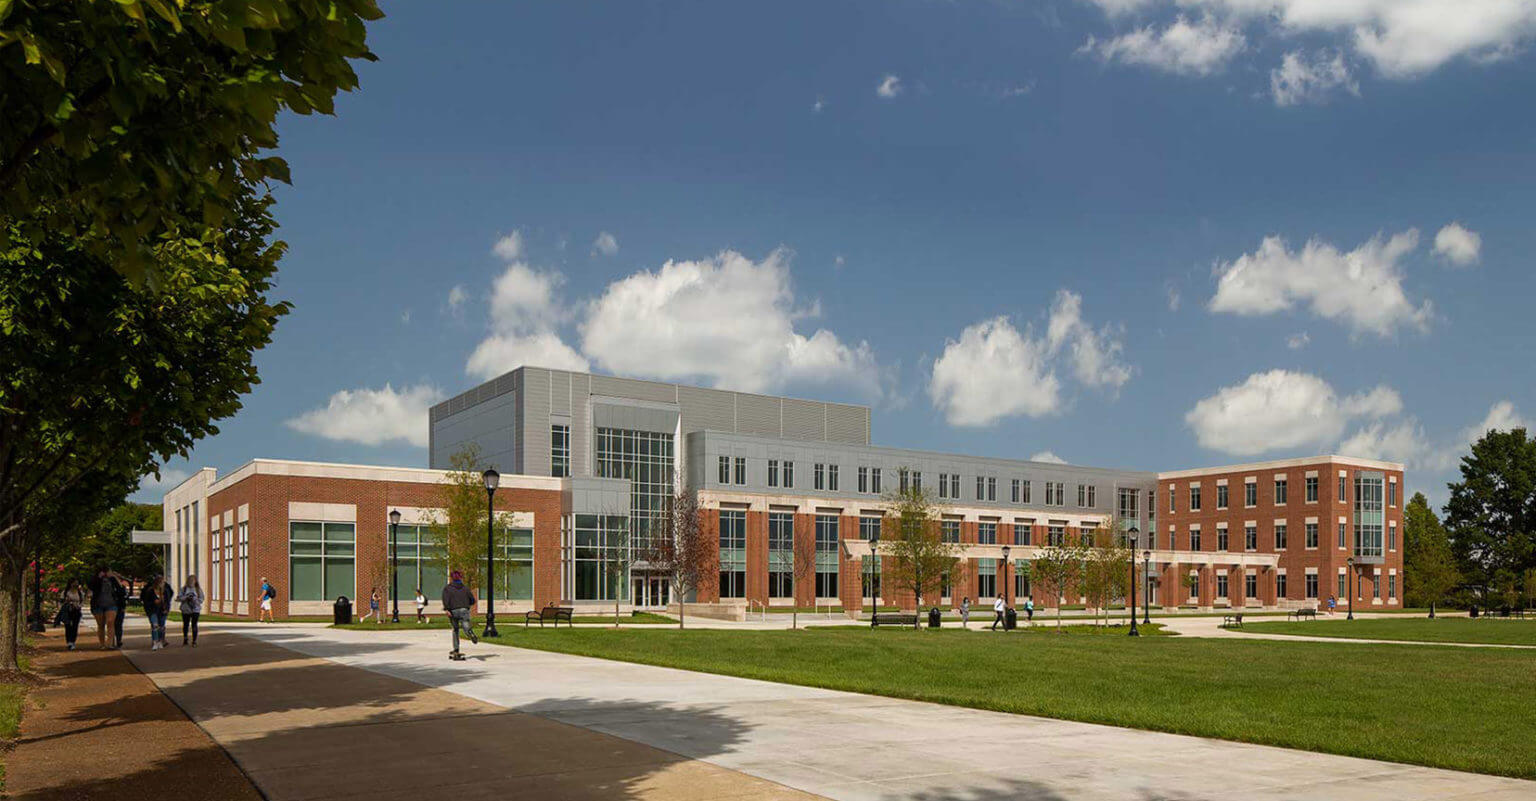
[595,427,673,552]
[569,514,629,602]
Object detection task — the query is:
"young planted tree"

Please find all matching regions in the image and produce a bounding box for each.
[425,444,523,605]
[642,490,709,629]
[1082,521,1132,626]
[1182,569,1201,607]
[881,485,959,626]
[769,533,816,630]
[1403,492,1461,618]
[1032,540,1085,630]
[603,521,632,628]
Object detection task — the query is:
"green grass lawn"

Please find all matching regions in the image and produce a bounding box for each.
[1245,617,1536,646]
[334,611,676,630]
[0,649,33,792]
[478,625,1536,779]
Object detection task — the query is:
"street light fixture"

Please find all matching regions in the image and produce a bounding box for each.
[1143,549,1152,625]
[1128,527,1140,637]
[868,531,879,628]
[1346,556,1355,621]
[482,468,500,638]
[388,509,401,624]
[1001,545,1011,609]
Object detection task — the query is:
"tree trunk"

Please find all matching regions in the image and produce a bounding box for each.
[1429,601,1436,619]
[0,559,21,671]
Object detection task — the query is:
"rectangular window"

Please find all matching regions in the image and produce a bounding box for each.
[783,461,794,488]
[571,514,627,601]
[1190,486,1202,511]
[238,522,249,604]
[1275,523,1287,550]
[550,424,571,477]
[978,522,997,544]
[1353,473,1384,560]
[1011,479,1021,504]
[1306,476,1319,503]
[768,459,780,488]
[1190,528,1202,550]
[1168,487,1176,513]
[1389,574,1396,598]
[1339,573,1347,599]
[1245,573,1257,600]
[1338,522,1347,549]
[594,427,673,554]
[1277,573,1288,599]
[977,475,985,500]
[1147,529,1156,550]
[1014,521,1032,546]
[1245,526,1257,551]
[1389,482,1397,506]
[899,469,909,494]
[1217,527,1229,551]
[288,521,355,601]
[1373,574,1381,599]
[1245,482,1257,507]
[1388,523,1396,551]
[718,456,730,484]
[768,512,795,598]
[938,473,949,499]
[1047,523,1065,546]
[814,463,825,490]
[814,514,839,598]
[976,559,997,599]
[718,510,746,598]
[1274,478,1288,505]
[870,468,881,494]
[858,466,868,493]
[1086,485,1095,507]
[1217,485,1229,509]
[1305,573,1318,599]
[1217,574,1229,599]
[913,471,922,492]
[987,477,997,502]
[1078,484,1087,507]
[828,464,839,492]
[1021,480,1032,504]
[941,520,960,543]
[734,457,746,485]
[1339,474,1347,501]
[1305,523,1319,549]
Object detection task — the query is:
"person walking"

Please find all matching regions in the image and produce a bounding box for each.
[959,597,971,628]
[441,571,478,659]
[111,574,129,648]
[141,575,173,650]
[1327,595,1337,616]
[177,575,205,646]
[358,587,382,624]
[414,587,429,624]
[1024,596,1035,624]
[991,595,1006,631]
[57,580,85,651]
[259,577,276,622]
[87,567,123,649]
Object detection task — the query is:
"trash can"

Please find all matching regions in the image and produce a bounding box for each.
[928,607,941,628]
[1470,605,1479,618]
[1004,606,1018,631]
[334,596,353,625]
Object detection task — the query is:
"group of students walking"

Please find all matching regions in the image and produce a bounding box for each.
[55,566,209,650]
[956,596,1036,630]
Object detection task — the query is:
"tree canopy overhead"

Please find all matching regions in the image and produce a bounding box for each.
[0,0,382,282]
[1444,427,1536,590]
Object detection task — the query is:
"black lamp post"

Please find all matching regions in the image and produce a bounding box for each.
[1143,549,1153,625]
[1346,556,1355,621]
[1001,545,1011,607]
[1128,527,1140,637]
[868,532,879,627]
[482,468,500,638]
[389,509,401,624]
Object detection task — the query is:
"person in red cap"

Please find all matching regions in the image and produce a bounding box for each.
[441,570,478,659]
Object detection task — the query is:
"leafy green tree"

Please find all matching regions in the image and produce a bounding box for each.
[1443,427,1536,588]
[1403,492,1460,617]
[881,485,959,620]
[1082,520,1131,626]
[1032,538,1086,630]
[1,0,381,281]
[425,444,523,601]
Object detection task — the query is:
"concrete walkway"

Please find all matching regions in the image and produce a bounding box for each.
[153,622,1536,801]
[121,628,814,801]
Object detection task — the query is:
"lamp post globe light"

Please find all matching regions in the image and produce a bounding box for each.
[1346,556,1355,621]
[1143,549,1152,625]
[389,509,402,624]
[1001,545,1011,607]
[1127,527,1140,637]
[482,468,500,638]
[868,531,879,628]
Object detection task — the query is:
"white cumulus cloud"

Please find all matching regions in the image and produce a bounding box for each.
[1286,331,1310,350]
[466,261,588,379]
[930,317,1062,427]
[1031,451,1069,464]
[1341,400,1530,471]
[1270,50,1358,106]
[286,383,445,447]
[1184,370,1401,456]
[1433,222,1481,266]
[1209,230,1432,338]
[1079,15,1246,76]
[1047,290,1133,389]
[876,74,903,98]
[492,230,524,261]
[447,284,468,315]
[592,231,619,257]
[466,331,589,378]
[580,249,881,397]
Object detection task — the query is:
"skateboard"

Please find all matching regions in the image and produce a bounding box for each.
[449,650,466,661]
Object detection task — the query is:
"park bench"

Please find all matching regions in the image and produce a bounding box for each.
[1221,613,1244,629]
[524,604,574,628]
[872,612,919,628]
[1287,608,1317,621]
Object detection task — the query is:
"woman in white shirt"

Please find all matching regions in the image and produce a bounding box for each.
[414,587,429,624]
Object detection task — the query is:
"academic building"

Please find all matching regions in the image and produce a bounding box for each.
[162,367,1404,618]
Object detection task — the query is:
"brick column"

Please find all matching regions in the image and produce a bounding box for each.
[745,510,767,606]
[794,512,815,608]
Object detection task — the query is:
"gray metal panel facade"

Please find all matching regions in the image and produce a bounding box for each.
[781,398,826,441]
[736,394,781,437]
[691,430,1158,525]
[678,385,735,435]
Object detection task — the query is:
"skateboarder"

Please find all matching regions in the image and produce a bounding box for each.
[441,571,478,659]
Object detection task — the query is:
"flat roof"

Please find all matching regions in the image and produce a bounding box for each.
[1157,455,1405,480]
[206,458,564,496]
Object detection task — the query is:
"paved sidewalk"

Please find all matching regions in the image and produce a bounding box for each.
[195,623,1535,801]
[123,629,815,800]
[5,633,261,800]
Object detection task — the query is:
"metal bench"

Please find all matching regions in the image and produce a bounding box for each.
[1287,608,1317,621]
[523,604,574,628]
[1221,613,1244,629]
[872,612,920,628]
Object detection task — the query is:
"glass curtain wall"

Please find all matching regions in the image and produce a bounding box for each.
[768,512,794,598]
[718,510,746,598]
[570,513,629,602]
[1354,472,1384,559]
[289,521,355,601]
[814,514,839,598]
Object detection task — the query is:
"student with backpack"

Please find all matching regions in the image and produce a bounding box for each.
[259,577,277,622]
[414,587,430,624]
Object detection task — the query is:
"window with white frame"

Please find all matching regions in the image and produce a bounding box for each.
[1274,478,1287,505]
[767,512,794,598]
[1245,481,1257,507]
[718,456,730,484]
[815,514,839,598]
[870,467,880,494]
[1274,523,1287,550]
[718,510,746,598]
[828,464,839,492]
[734,457,746,486]
[768,459,780,487]
[289,521,355,601]
[977,521,997,544]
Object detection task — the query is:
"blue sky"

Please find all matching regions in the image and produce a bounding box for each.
[136,1,1536,510]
